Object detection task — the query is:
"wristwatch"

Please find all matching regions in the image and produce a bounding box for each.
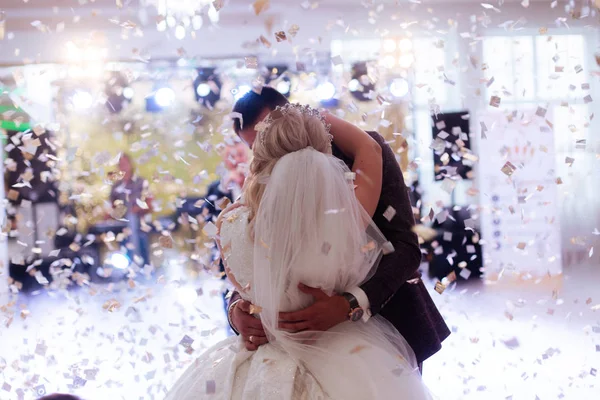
[342,292,364,322]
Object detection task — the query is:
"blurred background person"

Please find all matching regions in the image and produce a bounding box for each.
[109,153,153,267]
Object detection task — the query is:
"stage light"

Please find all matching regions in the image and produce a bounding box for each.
[316,82,336,101]
[383,55,396,69]
[155,87,175,107]
[175,25,186,40]
[398,54,415,69]
[383,39,397,53]
[277,79,291,95]
[123,87,134,100]
[192,15,203,30]
[106,252,130,270]
[208,5,219,23]
[398,38,413,52]
[234,85,252,101]
[157,20,167,31]
[72,90,93,110]
[196,83,211,97]
[390,78,409,98]
[194,68,221,106]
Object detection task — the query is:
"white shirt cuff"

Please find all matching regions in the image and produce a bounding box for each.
[346,287,372,322]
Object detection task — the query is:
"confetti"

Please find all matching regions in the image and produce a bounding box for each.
[489,95,501,107]
[252,0,270,16]
[383,206,396,222]
[244,56,258,69]
[434,281,446,294]
[275,31,287,42]
[501,161,517,177]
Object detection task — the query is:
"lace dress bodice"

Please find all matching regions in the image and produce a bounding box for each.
[219,206,255,303]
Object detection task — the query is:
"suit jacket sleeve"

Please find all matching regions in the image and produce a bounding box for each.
[359,133,422,316]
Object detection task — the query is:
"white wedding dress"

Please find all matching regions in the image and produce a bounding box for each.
[165,148,433,400]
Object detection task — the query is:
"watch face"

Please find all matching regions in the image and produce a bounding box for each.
[350,308,364,322]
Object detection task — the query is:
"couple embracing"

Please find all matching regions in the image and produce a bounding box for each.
[166,87,450,399]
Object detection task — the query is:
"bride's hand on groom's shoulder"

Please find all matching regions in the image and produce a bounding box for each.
[278,283,350,333]
[232,300,269,351]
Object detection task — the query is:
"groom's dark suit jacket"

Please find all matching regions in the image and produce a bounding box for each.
[229,131,450,363]
[332,132,450,363]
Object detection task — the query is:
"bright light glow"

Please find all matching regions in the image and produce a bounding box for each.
[155,87,176,107]
[106,252,130,270]
[192,14,203,30]
[166,15,176,27]
[177,286,198,306]
[383,39,397,53]
[398,38,413,52]
[276,80,291,95]
[234,85,252,101]
[382,55,396,69]
[208,6,220,23]
[177,57,188,67]
[72,90,93,110]
[196,82,211,97]
[175,25,186,40]
[316,82,336,101]
[157,20,167,31]
[123,87,134,100]
[348,78,360,92]
[390,78,409,98]
[398,54,415,69]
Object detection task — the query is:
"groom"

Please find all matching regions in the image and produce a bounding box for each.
[227,87,450,367]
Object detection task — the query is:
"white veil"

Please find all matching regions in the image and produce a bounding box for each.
[251,146,431,399]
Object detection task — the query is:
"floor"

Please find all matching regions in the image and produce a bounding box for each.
[0,250,598,400]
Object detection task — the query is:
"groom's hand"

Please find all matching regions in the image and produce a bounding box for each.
[278,283,350,332]
[232,300,268,351]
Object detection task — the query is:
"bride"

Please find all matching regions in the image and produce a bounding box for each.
[165,104,432,399]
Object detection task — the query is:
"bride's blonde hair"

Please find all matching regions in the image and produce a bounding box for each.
[243,106,332,231]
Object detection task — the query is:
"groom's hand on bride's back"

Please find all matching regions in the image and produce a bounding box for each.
[232,300,269,351]
[278,283,350,332]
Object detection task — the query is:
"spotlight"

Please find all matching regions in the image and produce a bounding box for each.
[146,85,175,112]
[316,82,336,101]
[234,85,252,101]
[194,68,221,107]
[72,90,93,110]
[389,78,409,98]
[265,65,292,98]
[398,38,413,52]
[175,25,186,40]
[398,54,415,69]
[155,87,175,107]
[106,252,130,270]
[123,87,134,100]
[349,62,375,102]
[276,79,291,95]
[383,39,397,53]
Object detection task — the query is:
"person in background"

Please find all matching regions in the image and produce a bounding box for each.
[202,141,249,319]
[109,153,152,267]
[202,141,249,219]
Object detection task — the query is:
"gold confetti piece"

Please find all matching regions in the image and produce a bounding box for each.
[361,241,376,253]
[213,0,225,11]
[275,31,287,42]
[516,242,526,250]
[501,161,517,177]
[539,27,548,34]
[489,95,501,107]
[350,345,368,354]
[249,304,262,314]
[434,281,446,294]
[555,177,563,185]
[102,299,121,312]
[245,56,258,69]
[158,236,173,249]
[259,35,272,48]
[288,24,300,37]
[445,271,457,283]
[252,0,270,16]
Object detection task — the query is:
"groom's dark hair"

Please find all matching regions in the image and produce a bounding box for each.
[232,86,289,134]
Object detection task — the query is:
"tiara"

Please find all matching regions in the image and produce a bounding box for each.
[255,103,333,147]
